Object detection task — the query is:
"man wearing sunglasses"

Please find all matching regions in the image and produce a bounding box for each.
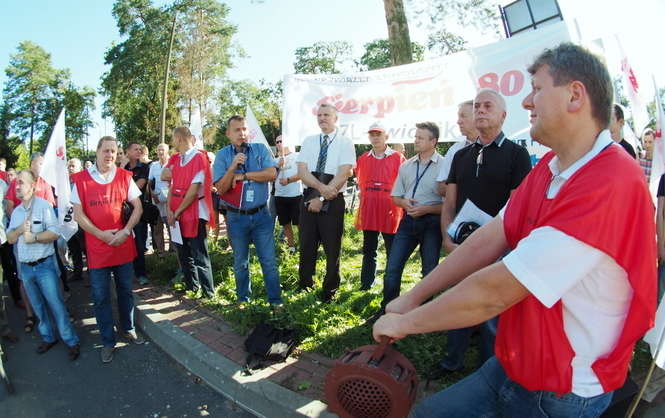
[435,88,531,379]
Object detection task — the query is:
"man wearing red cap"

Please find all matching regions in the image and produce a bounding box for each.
[355,122,405,290]
[374,43,656,417]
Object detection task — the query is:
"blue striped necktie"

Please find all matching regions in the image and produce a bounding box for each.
[316,135,329,172]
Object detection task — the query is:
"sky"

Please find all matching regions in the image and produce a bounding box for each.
[1,0,664,147]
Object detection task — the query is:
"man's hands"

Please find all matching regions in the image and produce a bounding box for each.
[108,228,131,246]
[279,177,289,186]
[318,183,337,200]
[231,152,246,170]
[306,198,323,213]
[372,313,408,344]
[167,209,177,227]
[398,198,429,218]
[96,229,120,245]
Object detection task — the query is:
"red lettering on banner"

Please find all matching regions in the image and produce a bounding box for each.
[478,70,525,97]
[341,99,359,114]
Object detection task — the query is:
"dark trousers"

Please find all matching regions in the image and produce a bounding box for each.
[67,228,85,280]
[133,221,147,278]
[0,243,20,303]
[174,220,215,298]
[440,318,498,371]
[382,214,442,308]
[360,230,394,290]
[298,195,345,299]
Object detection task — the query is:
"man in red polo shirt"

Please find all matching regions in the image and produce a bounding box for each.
[373,43,656,417]
[72,136,145,364]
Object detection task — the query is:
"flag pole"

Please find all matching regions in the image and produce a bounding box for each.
[626,325,665,417]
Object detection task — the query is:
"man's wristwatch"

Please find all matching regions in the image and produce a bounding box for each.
[243,173,248,181]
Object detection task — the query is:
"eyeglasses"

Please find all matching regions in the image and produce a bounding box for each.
[276,140,282,144]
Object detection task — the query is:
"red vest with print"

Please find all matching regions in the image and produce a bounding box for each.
[498,146,656,394]
[73,169,137,269]
[7,176,55,207]
[169,150,215,238]
[355,151,405,233]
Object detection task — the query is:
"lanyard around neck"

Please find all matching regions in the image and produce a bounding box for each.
[412,159,433,199]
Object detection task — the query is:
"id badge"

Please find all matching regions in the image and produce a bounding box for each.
[246,188,254,203]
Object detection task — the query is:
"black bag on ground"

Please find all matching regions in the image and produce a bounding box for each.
[243,323,298,373]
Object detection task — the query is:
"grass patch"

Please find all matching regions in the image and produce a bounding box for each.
[145,213,652,389]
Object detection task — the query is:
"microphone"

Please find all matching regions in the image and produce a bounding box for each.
[238,143,248,171]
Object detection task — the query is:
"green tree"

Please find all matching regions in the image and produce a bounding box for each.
[101,0,181,150]
[3,41,60,154]
[214,78,282,149]
[293,41,353,74]
[357,39,425,71]
[174,0,237,127]
[407,0,500,56]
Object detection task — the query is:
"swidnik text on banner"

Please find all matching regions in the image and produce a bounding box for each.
[39,108,78,240]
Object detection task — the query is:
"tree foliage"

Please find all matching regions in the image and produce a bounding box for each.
[2,41,95,157]
[357,39,425,71]
[407,0,501,56]
[173,0,236,126]
[214,78,282,149]
[293,41,353,74]
[101,0,181,150]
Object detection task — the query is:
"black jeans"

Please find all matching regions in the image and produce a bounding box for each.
[67,228,85,280]
[174,220,215,298]
[0,243,20,303]
[360,230,394,290]
[133,220,147,278]
[298,194,345,300]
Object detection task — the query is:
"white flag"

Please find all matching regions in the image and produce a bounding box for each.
[649,76,665,200]
[40,109,78,240]
[190,106,205,150]
[245,105,273,156]
[617,38,650,135]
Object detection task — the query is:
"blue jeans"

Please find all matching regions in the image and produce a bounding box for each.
[382,214,442,307]
[413,357,612,418]
[133,221,147,278]
[174,220,215,298]
[441,317,497,371]
[227,207,282,304]
[19,255,79,347]
[88,261,135,347]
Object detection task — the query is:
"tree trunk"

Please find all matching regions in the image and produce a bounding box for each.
[160,13,178,145]
[383,0,413,66]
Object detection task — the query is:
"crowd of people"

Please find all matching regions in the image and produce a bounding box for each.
[0,42,661,416]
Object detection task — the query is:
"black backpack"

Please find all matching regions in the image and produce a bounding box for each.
[243,323,298,374]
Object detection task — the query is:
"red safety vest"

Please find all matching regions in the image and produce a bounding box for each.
[169,150,215,238]
[73,169,137,269]
[355,151,405,233]
[6,176,56,207]
[498,146,656,394]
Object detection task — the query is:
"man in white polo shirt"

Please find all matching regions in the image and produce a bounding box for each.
[296,103,356,303]
[373,43,656,417]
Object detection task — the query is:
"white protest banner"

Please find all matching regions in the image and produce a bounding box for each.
[40,109,78,240]
[246,105,273,156]
[617,38,650,136]
[650,76,665,201]
[283,21,570,162]
[189,106,205,150]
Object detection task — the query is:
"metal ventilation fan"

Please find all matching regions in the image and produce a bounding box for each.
[324,340,419,418]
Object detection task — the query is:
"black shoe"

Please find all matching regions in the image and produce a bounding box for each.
[67,344,80,361]
[36,341,58,354]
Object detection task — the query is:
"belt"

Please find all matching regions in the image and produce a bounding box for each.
[23,256,49,267]
[226,204,266,215]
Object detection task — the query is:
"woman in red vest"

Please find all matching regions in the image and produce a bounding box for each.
[72,136,146,364]
[373,44,656,417]
[355,122,405,290]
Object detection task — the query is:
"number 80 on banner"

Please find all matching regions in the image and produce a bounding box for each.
[477,70,526,97]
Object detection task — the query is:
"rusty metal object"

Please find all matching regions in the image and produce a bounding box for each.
[324,339,418,418]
